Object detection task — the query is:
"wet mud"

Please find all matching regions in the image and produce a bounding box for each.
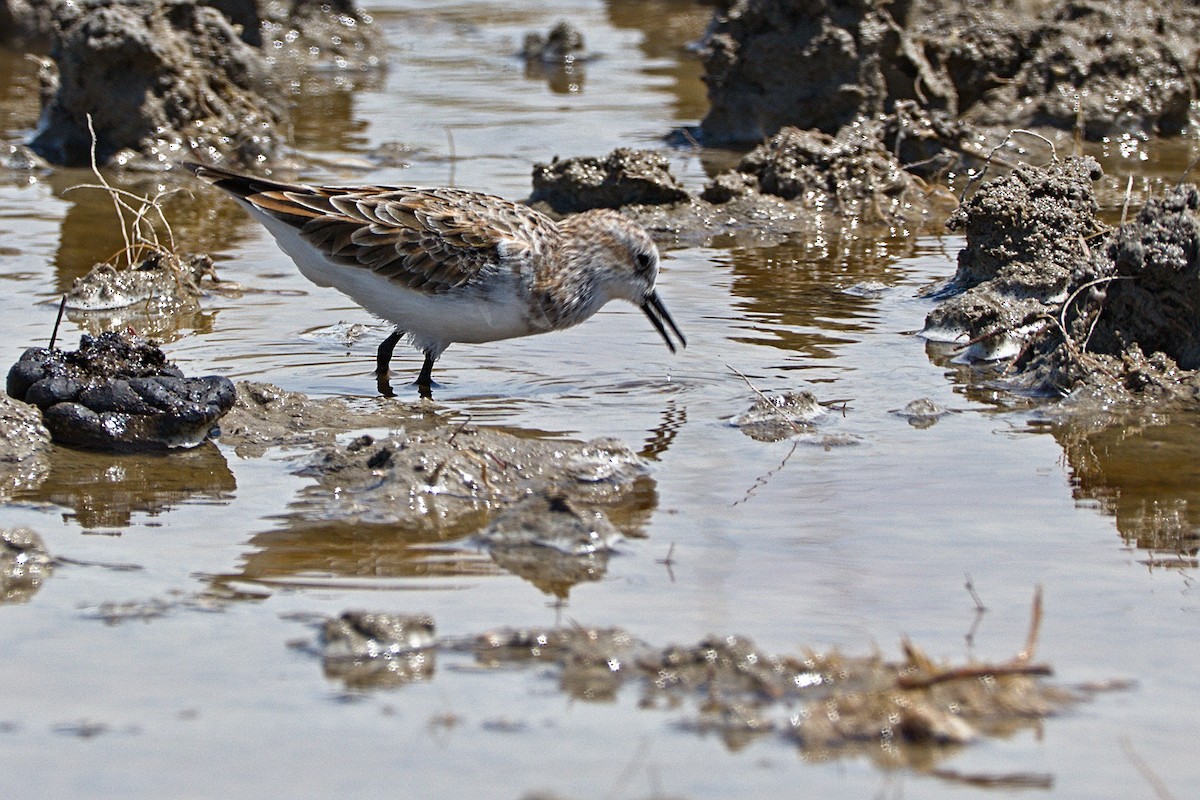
[0,392,51,500]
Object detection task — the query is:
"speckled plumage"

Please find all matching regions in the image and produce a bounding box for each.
[183,162,685,391]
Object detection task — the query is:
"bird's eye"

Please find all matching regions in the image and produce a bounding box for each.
[635,251,655,272]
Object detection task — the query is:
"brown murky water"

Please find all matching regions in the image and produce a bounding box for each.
[2,2,1199,798]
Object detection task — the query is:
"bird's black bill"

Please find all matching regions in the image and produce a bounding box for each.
[641,291,686,354]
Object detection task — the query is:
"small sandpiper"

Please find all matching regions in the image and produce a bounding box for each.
[183,163,685,395]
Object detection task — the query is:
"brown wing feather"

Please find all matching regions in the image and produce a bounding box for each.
[184,162,560,294]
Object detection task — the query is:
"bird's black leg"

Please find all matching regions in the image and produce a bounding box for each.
[416,352,435,399]
[375,329,403,398]
[375,329,402,377]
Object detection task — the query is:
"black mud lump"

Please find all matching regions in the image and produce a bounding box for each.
[6,332,235,451]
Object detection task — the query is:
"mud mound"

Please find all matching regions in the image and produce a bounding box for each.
[923,156,1103,361]
[529,149,689,214]
[698,0,1200,145]
[28,0,283,167]
[0,0,87,51]
[259,0,384,76]
[925,155,1200,405]
[950,1,1199,139]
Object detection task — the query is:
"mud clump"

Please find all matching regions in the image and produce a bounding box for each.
[0,391,51,499]
[530,149,689,214]
[703,126,943,225]
[300,592,1085,772]
[29,0,284,168]
[65,253,219,313]
[925,154,1200,406]
[1,528,53,604]
[6,332,236,451]
[924,156,1103,361]
[319,611,436,688]
[522,20,588,64]
[731,389,824,442]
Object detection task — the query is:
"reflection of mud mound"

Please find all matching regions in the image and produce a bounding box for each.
[1054,417,1200,562]
[29,1,283,167]
[926,155,1200,405]
[21,443,235,529]
[698,0,1200,145]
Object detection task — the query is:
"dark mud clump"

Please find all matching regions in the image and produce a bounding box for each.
[1,528,53,604]
[697,0,1200,145]
[530,148,690,214]
[6,332,236,451]
[925,154,1200,406]
[29,0,284,167]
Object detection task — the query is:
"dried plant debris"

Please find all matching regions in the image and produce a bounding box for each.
[297,591,1093,777]
[6,332,236,451]
[925,154,1200,408]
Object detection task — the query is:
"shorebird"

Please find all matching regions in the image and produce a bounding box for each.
[183,163,685,395]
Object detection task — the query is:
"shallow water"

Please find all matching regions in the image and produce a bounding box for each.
[1,2,1199,798]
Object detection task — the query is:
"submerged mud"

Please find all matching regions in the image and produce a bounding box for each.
[299,595,1084,773]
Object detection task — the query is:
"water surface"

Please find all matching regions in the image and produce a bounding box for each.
[0,2,1197,798]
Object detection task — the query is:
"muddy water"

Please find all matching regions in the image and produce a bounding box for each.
[1,2,1198,798]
